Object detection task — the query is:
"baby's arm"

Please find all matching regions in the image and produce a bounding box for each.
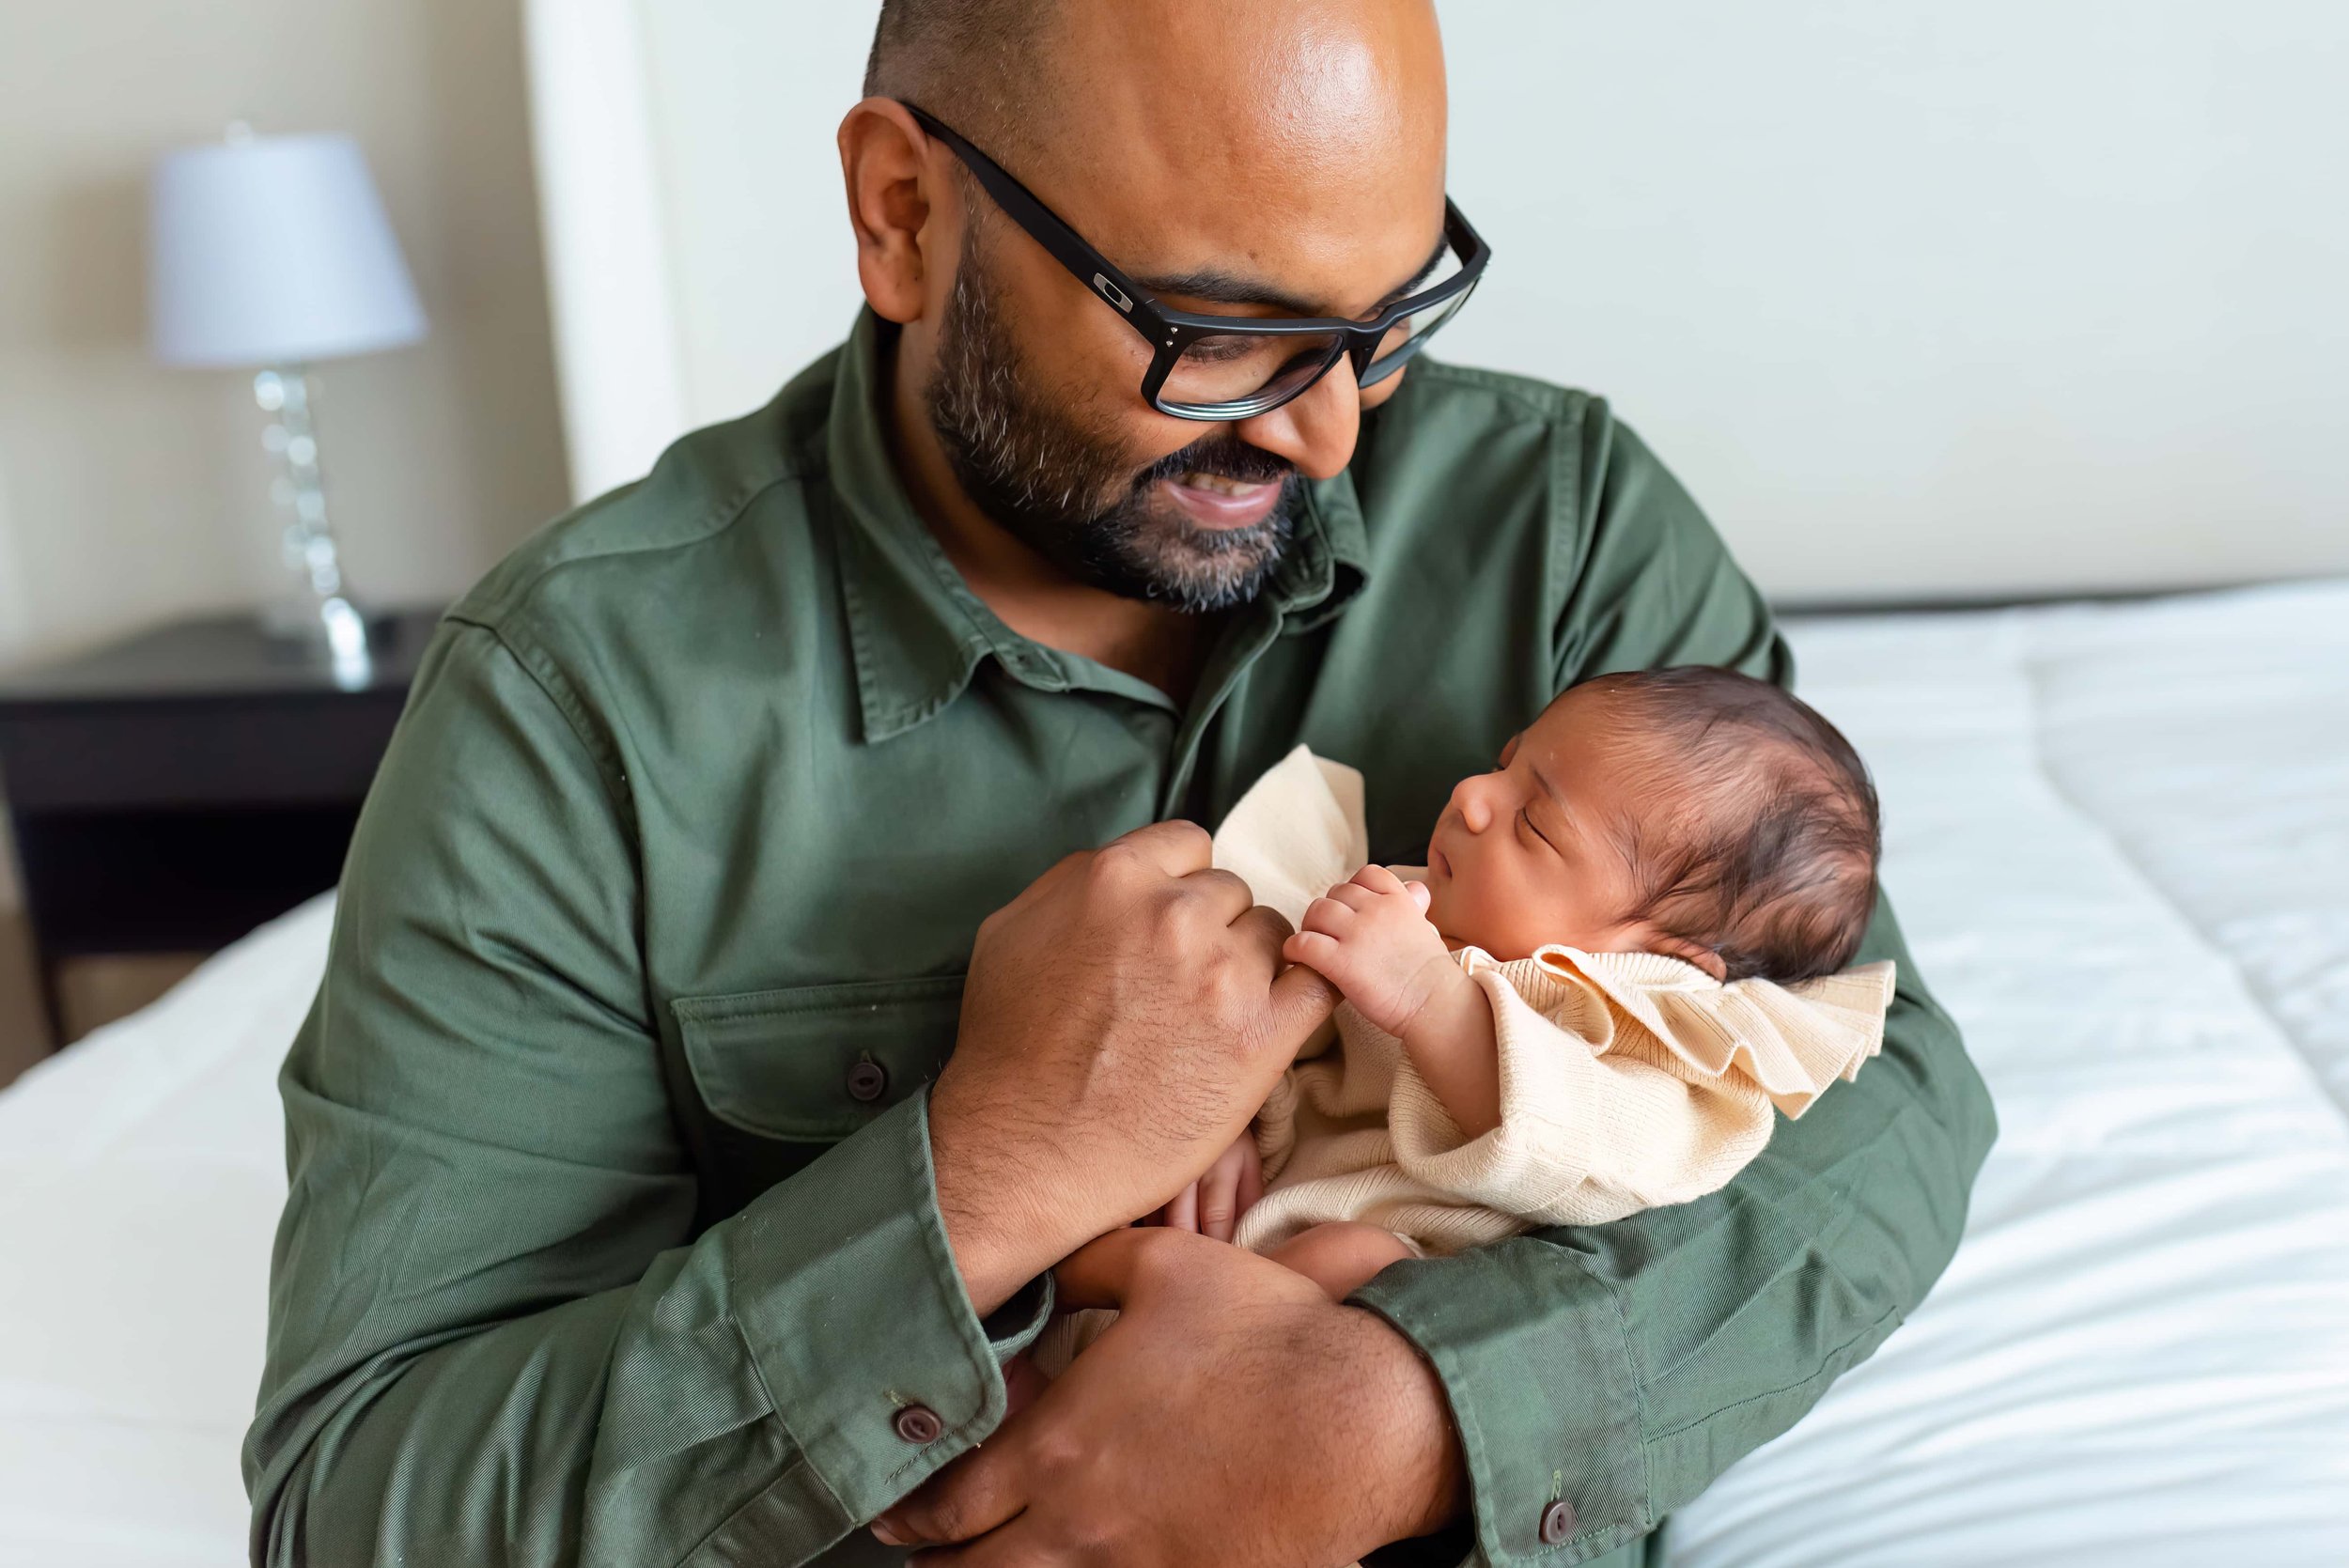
[1283,865,1502,1137]
[1389,964,1501,1137]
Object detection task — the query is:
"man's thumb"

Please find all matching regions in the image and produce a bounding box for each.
[1050,1227,1158,1312]
[1268,960,1340,1048]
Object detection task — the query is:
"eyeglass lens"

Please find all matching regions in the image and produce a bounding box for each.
[1161,332,1349,413]
[1362,282,1475,384]
[1158,243,1475,413]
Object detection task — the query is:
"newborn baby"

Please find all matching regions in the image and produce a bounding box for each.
[1181,664,1899,1301]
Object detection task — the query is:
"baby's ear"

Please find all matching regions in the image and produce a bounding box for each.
[1645,930,1729,982]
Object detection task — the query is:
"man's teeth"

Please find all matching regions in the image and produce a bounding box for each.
[1176,471,1260,497]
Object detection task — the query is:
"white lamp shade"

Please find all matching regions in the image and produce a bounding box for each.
[149,132,428,367]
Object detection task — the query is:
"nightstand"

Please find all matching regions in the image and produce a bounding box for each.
[0,608,439,1049]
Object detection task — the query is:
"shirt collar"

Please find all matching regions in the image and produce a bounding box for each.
[826,308,1372,742]
[827,311,1011,741]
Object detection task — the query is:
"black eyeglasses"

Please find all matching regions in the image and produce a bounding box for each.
[902,101,1490,422]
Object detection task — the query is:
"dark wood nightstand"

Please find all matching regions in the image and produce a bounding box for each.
[0,608,439,1048]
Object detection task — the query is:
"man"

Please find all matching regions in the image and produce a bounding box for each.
[246,2,1995,1564]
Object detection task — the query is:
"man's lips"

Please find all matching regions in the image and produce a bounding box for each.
[1159,471,1283,530]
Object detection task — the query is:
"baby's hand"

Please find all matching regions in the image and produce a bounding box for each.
[1153,1129,1262,1243]
[1283,865,1460,1038]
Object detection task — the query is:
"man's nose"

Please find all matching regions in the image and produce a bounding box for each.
[1230,357,1361,482]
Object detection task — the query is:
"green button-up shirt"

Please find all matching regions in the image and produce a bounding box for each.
[247,311,1994,1567]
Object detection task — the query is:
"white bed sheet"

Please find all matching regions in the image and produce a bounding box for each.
[0,897,329,1567]
[1669,581,2349,1565]
[2,581,2345,1566]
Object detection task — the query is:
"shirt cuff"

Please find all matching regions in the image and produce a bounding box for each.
[1351,1238,1650,1565]
[982,1269,1056,1360]
[716,1088,1052,1532]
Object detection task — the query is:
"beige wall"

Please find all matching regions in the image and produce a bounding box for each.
[0,0,569,1062]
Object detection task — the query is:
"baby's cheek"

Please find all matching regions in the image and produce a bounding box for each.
[1429,879,1492,951]
[1458,864,1571,960]
[1423,879,1460,937]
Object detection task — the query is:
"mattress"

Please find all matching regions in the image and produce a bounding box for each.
[2,580,2345,1566]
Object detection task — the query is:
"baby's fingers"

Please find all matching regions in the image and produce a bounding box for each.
[1159,1180,1201,1234]
[1284,928,1344,972]
[1311,877,1383,915]
[1197,1140,1259,1242]
[1299,895,1358,937]
[1350,864,1411,896]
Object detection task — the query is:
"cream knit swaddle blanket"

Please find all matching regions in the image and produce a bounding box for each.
[1220,745,1894,1255]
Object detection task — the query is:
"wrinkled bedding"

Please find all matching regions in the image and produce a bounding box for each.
[1670,582,2349,1565]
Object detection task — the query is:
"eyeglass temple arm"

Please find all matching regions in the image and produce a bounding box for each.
[903,100,1490,349]
[898,101,1167,338]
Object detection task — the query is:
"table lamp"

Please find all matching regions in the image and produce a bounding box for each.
[148,125,428,683]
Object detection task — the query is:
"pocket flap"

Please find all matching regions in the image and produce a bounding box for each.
[674,973,965,1141]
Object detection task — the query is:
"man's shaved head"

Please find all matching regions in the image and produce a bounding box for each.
[863,0,1061,160]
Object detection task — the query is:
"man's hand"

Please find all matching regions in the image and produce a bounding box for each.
[872,1228,1467,1565]
[1153,1130,1263,1241]
[1283,866,1458,1039]
[929,821,1337,1312]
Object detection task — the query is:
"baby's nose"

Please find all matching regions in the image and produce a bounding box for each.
[1453,778,1494,833]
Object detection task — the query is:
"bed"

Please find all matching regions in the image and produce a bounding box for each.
[4,579,2346,1565]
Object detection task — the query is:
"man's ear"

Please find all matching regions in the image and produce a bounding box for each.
[836,97,954,325]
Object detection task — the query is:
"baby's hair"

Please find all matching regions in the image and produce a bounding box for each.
[1571,667,1881,983]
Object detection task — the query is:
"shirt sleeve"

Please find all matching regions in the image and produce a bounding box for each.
[242,621,1051,1568]
[1350,410,1999,1566]
[1384,971,1776,1227]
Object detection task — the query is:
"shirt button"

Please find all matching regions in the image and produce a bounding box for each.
[894,1405,943,1444]
[1538,1499,1577,1545]
[846,1059,889,1103]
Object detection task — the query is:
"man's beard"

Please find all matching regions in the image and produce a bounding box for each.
[923,231,1300,614]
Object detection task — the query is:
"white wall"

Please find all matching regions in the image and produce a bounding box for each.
[524,0,882,501]
[546,0,2349,603]
[1439,2,2349,602]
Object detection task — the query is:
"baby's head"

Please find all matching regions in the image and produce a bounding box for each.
[1423,667,1880,982]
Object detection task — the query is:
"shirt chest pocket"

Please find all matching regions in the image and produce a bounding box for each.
[673,973,966,1145]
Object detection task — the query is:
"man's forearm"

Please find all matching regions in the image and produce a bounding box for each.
[253,1093,1050,1568]
[929,1092,1088,1315]
[1342,1303,1473,1545]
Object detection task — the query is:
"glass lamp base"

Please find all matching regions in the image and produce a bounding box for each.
[256,593,375,690]
[250,366,374,689]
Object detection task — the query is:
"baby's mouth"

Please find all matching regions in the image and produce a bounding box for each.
[1429,845,1453,879]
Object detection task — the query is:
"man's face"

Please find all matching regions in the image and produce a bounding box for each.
[924,210,1304,613]
[910,0,1451,613]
